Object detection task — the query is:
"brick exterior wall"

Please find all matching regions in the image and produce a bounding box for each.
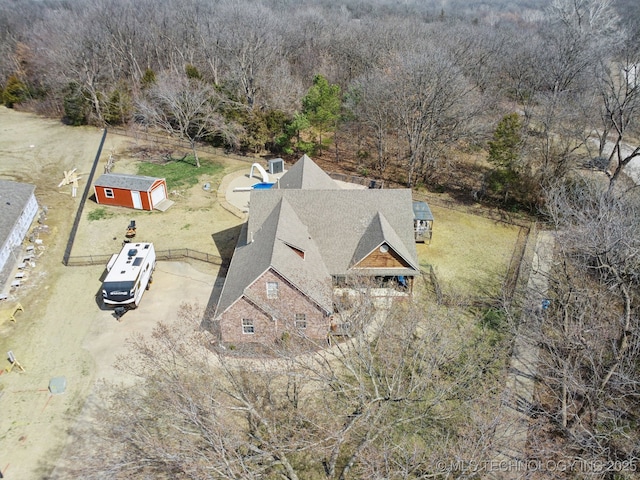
[218,297,271,344]
[218,268,331,345]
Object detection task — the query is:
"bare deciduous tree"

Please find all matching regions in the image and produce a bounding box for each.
[348,72,395,175]
[389,48,477,187]
[29,2,112,123]
[60,298,507,479]
[137,71,243,166]
[532,179,640,473]
[595,43,640,189]
[213,1,283,108]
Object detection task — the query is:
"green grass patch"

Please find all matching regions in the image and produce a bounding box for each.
[137,154,224,190]
[87,207,112,221]
[480,307,507,332]
[417,205,521,298]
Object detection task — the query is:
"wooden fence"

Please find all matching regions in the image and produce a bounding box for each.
[66,248,223,267]
[109,126,386,188]
[108,126,251,163]
[328,172,384,189]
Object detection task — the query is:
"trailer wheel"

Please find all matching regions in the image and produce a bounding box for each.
[146,276,153,290]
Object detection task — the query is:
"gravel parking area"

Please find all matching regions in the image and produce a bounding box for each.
[0,107,245,479]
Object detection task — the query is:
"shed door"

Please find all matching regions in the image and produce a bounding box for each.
[150,184,166,208]
[131,191,143,209]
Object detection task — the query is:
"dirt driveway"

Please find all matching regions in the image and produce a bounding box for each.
[0,107,246,479]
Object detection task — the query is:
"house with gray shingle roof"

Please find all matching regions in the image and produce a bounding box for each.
[213,156,420,346]
[276,154,339,190]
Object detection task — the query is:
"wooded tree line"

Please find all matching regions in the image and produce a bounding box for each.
[530,180,640,476]
[61,300,510,479]
[2,1,639,477]
[1,0,640,206]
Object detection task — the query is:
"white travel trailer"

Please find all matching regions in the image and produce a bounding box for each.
[102,242,156,309]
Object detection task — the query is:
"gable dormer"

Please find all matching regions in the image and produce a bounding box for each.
[353,242,412,269]
[284,241,305,259]
[350,212,419,271]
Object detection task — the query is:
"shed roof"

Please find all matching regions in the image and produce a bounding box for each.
[413,201,434,221]
[0,180,36,248]
[94,173,164,192]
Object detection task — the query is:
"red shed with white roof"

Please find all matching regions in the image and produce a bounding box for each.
[94,173,167,211]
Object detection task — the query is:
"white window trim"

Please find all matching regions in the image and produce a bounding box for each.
[104,188,115,199]
[266,281,278,299]
[242,318,255,334]
[294,313,307,329]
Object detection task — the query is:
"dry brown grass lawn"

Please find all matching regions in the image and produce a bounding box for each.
[416,204,522,300]
[0,107,523,478]
[0,108,248,479]
[74,153,247,262]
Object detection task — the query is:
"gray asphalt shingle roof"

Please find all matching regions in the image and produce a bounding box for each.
[94,173,163,191]
[351,211,417,270]
[277,154,339,189]
[215,197,333,316]
[214,156,420,320]
[247,189,419,275]
[0,180,36,248]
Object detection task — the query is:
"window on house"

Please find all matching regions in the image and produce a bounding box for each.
[242,318,255,334]
[266,281,278,299]
[104,188,114,199]
[294,313,306,329]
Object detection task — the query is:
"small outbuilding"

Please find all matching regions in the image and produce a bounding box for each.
[412,201,433,243]
[0,180,38,275]
[94,173,167,211]
[268,158,285,175]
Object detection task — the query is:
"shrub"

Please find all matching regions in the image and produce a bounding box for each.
[141,68,156,90]
[185,64,202,80]
[2,75,29,108]
[63,82,89,126]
